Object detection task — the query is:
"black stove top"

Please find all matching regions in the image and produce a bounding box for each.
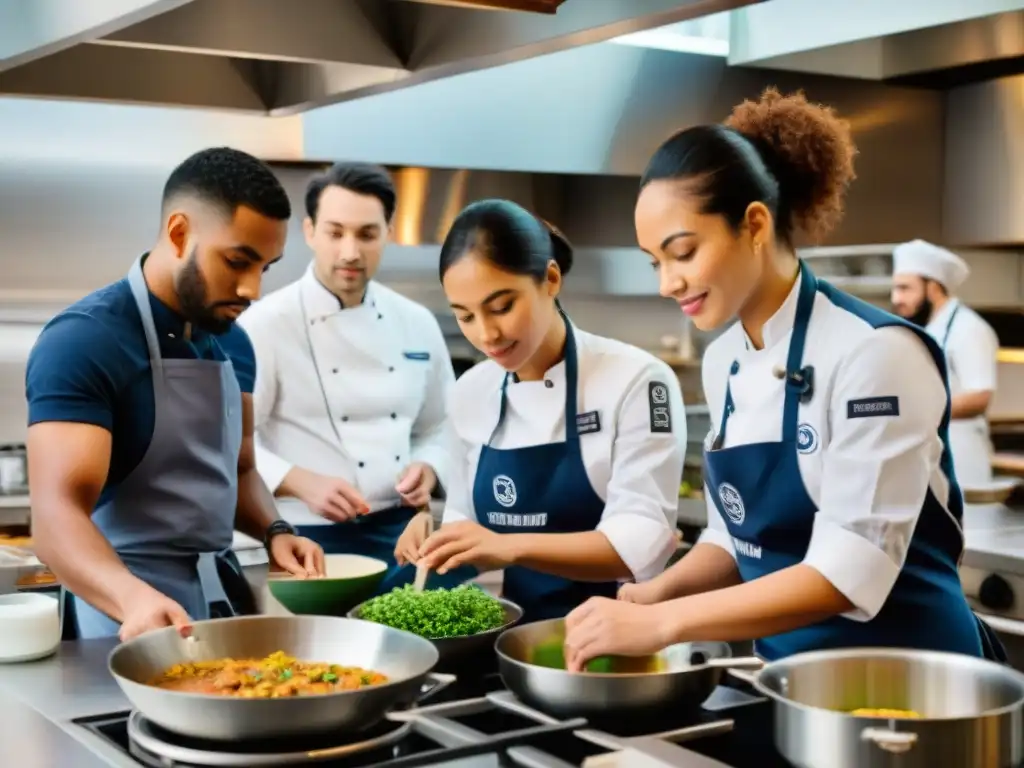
[75,672,790,767]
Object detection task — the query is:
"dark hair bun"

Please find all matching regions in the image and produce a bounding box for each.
[726,87,857,243]
[538,218,574,276]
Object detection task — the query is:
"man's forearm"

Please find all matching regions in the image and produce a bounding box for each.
[950,390,992,420]
[33,507,146,622]
[235,467,280,541]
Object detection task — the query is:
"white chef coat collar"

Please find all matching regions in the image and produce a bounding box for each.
[300,265,375,321]
[509,318,584,385]
[926,297,961,336]
[741,270,802,352]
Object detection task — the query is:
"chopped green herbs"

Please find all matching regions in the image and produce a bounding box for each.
[358,584,507,639]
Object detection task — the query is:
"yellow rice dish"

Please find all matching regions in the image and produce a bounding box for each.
[850,708,922,718]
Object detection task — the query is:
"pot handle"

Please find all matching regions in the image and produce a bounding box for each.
[415,672,457,704]
[705,655,764,670]
[725,668,757,685]
[861,727,918,754]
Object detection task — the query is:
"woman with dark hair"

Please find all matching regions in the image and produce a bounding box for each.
[393,199,687,622]
[562,88,1002,669]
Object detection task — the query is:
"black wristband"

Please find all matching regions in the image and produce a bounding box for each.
[264,519,297,549]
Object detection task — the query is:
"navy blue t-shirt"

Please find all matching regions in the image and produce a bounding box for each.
[25,276,256,508]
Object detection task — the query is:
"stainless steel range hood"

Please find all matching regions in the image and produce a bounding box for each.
[0,0,761,114]
[728,1,1024,81]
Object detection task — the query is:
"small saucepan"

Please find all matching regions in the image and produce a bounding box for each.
[727,647,1024,768]
[494,618,762,725]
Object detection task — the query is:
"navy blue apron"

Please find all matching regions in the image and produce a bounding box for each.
[703,261,998,661]
[473,313,617,622]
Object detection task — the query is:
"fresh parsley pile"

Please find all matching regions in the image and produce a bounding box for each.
[358,584,507,639]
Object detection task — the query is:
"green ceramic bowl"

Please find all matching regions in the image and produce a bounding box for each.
[267,554,388,616]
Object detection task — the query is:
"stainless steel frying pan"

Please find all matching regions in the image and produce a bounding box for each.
[495,618,762,722]
[108,615,453,740]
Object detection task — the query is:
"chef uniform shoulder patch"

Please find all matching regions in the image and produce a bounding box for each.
[576,410,602,435]
[847,396,899,419]
[648,381,672,433]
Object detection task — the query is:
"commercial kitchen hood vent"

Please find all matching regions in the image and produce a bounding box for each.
[0,0,759,115]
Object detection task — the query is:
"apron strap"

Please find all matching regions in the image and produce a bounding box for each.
[714,262,818,449]
[126,256,165,371]
[781,262,818,441]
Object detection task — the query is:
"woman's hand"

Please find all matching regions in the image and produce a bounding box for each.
[394,512,433,566]
[417,521,514,574]
[563,596,677,672]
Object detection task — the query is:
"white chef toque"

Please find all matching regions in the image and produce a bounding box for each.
[892,239,970,291]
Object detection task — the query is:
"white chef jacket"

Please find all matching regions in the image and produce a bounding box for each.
[698,275,961,621]
[442,327,685,582]
[238,267,456,525]
[925,298,998,489]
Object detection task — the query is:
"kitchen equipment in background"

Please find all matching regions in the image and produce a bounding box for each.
[728,647,1024,768]
[266,554,387,616]
[964,477,1023,505]
[0,544,49,595]
[349,595,523,671]
[107,615,453,741]
[0,592,60,662]
[0,444,27,496]
[495,618,762,726]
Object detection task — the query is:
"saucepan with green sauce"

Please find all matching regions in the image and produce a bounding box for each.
[494,618,762,723]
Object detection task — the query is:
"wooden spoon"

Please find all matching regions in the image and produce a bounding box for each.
[413,508,434,592]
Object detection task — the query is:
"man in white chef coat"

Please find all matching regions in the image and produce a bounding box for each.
[239,162,456,590]
[891,239,999,488]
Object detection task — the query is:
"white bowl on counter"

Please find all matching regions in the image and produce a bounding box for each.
[0,593,60,662]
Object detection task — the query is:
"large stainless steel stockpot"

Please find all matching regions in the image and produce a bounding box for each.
[108,615,452,741]
[730,647,1024,768]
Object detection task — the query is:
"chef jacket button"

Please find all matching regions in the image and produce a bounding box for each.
[390,413,396,419]
[341,416,349,422]
[730,361,740,375]
[358,461,365,468]
[332,368,338,374]
[377,313,383,320]
[395,455,401,462]
[389,366,395,372]
[544,379,554,389]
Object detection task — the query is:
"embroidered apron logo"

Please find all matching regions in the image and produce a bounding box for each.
[492,474,517,508]
[796,423,819,454]
[718,482,745,525]
[649,381,672,433]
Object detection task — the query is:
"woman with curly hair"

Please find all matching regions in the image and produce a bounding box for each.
[563,88,1002,666]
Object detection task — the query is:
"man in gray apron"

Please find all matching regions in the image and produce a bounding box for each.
[25,148,325,640]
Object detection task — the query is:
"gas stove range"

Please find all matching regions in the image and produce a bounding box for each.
[73,673,789,767]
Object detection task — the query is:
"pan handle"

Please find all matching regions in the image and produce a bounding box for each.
[416,672,457,704]
[704,655,764,670]
[725,668,758,685]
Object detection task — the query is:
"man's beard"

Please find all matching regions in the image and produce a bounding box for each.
[176,248,246,335]
[902,297,933,328]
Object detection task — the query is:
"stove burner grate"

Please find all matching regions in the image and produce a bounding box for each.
[127,710,413,766]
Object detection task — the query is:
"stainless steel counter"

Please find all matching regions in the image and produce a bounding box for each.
[962,502,1024,575]
[0,638,500,767]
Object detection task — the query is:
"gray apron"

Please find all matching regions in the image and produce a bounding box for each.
[69,257,242,638]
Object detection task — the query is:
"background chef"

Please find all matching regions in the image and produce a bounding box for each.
[562,89,997,669]
[26,148,324,641]
[397,199,685,623]
[240,162,456,591]
[891,239,999,489]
